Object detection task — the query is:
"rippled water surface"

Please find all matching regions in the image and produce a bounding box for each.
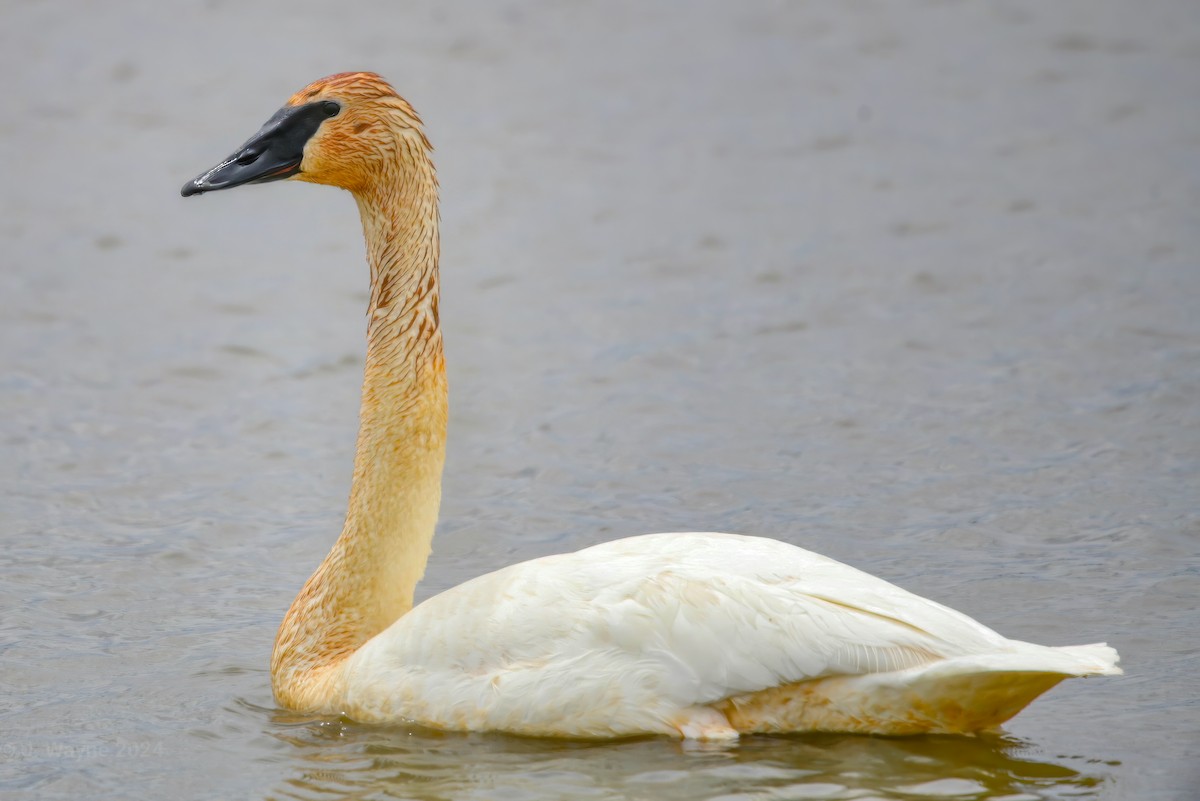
[2,1,1198,799]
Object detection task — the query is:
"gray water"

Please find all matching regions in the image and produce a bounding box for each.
[2,1,1198,799]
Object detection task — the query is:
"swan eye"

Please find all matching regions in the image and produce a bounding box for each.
[322,101,341,117]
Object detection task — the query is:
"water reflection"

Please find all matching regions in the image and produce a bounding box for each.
[258,707,1114,801]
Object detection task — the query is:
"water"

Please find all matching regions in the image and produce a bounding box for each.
[2,1,1198,798]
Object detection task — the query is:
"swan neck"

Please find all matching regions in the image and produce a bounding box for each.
[273,153,446,710]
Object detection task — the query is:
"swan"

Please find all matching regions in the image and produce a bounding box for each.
[180,72,1120,739]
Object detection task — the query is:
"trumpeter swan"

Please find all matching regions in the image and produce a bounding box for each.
[181,72,1119,739]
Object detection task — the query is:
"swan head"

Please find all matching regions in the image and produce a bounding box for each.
[181,72,429,197]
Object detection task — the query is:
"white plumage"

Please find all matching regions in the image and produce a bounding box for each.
[339,533,1120,737]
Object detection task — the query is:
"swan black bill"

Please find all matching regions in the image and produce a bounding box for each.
[180,101,335,197]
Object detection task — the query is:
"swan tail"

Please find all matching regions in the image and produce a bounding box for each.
[886,641,1122,732]
[719,642,1121,736]
[1046,641,1123,676]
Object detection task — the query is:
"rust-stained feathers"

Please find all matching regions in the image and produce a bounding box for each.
[183,73,1120,739]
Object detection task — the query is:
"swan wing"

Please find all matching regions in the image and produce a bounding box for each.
[340,532,1024,734]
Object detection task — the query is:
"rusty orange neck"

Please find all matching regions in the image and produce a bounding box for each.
[272,144,445,710]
